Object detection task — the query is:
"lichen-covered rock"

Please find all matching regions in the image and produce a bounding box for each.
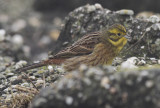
[51,4,160,59]
[31,65,160,108]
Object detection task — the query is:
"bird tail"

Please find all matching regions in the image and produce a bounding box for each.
[16,61,46,72]
[16,58,65,72]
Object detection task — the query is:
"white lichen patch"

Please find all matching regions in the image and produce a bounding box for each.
[48,65,53,72]
[148,15,160,23]
[146,27,151,32]
[120,57,139,70]
[137,59,146,66]
[15,60,27,69]
[151,23,160,30]
[141,46,145,49]
[94,3,103,10]
[116,9,134,16]
[86,5,96,13]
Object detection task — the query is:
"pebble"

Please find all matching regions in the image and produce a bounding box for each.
[101,77,110,89]
[15,60,27,69]
[21,82,30,87]
[29,76,36,80]
[148,15,160,23]
[79,64,88,71]
[3,88,10,93]
[146,27,151,32]
[145,80,154,88]
[36,79,44,84]
[11,19,26,32]
[9,76,18,82]
[0,66,6,72]
[151,23,160,30]
[22,45,31,57]
[150,58,156,61]
[34,98,47,107]
[137,60,146,66]
[0,29,6,41]
[28,16,41,28]
[65,96,73,105]
[95,3,103,9]
[0,74,5,80]
[0,84,5,89]
[6,73,14,77]
[141,46,145,49]
[12,34,24,47]
[48,65,54,72]
[116,9,134,15]
[87,5,96,13]
[158,60,160,64]
[120,57,138,70]
[151,60,157,64]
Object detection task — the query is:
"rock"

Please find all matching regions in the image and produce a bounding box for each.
[15,60,27,69]
[31,65,160,108]
[6,73,14,78]
[0,29,6,42]
[0,74,6,80]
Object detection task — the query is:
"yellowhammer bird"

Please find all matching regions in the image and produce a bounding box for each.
[17,24,128,72]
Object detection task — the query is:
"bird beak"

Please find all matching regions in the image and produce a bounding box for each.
[124,35,130,39]
[124,34,131,41]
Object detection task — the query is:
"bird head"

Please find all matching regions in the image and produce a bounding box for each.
[101,24,128,42]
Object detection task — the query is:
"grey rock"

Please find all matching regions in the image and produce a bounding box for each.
[0,66,6,72]
[6,72,14,78]
[0,74,5,80]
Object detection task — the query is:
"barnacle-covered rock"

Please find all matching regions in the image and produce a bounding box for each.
[31,65,160,108]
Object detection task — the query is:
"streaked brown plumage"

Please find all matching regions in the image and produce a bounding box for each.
[17,24,128,72]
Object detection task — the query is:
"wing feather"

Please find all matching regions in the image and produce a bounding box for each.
[53,31,102,59]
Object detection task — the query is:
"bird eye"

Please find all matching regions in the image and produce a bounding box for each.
[117,33,121,36]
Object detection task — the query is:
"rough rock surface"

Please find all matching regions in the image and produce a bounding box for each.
[31,65,160,108]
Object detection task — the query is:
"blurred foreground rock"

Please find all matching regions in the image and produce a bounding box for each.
[51,4,160,59]
[31,65,160,108]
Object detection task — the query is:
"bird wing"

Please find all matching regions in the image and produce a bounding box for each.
[52,32,101,59]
